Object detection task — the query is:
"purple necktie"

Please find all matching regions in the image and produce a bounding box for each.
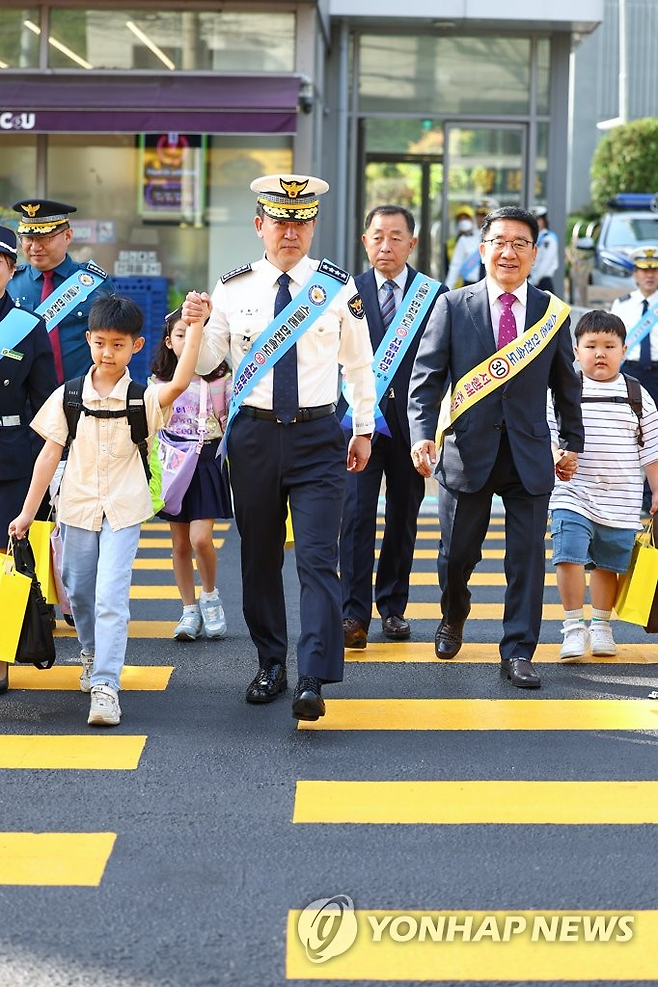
[380,279,397,329]
[272,273,298,423]
[498,293,518,347]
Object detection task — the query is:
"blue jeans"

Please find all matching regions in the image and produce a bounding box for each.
[61,518,142,691]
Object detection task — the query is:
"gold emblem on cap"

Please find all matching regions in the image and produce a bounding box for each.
[22,203,41,218]
[280,178,309,200]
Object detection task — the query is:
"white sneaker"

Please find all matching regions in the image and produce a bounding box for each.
[88,685,121,727]
[200,595,227,639]
[173,608,202,641]
[560,621,589,662]
[79,652,94,693]
[590,620,617,657]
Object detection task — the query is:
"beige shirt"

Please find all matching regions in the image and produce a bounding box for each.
[31,368,170,532]
[197,254,376,434]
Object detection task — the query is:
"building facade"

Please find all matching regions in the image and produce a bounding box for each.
[0,1,603,312]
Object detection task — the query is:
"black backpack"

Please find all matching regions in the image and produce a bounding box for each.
[580,371,644,448]
[62,376,151,480]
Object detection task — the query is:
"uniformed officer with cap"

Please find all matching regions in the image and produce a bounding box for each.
[611,245,658,508]
[183,173,376,722]
[8,199,115,382]
[529,206,560,292]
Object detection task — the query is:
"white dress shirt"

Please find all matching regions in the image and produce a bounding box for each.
[610,287,658,362]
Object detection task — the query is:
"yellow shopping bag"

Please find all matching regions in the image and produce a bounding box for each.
[0,549,32,663]
[29,519,58,605]
[615,520,658,626]
[284,505,294,550]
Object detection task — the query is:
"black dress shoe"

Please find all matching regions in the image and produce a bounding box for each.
[292,675,325,721]
[434,618,466,659]
[500,657,541,689]
[343,617,367,650]
[0,662,8,695]
[245,662,287,703]
[382,615,411,640]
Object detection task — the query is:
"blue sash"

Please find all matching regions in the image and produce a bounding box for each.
[341,273,442,437]
[220,259,348,457]
[460,246,481,281]
[0,307,41,356]
[33,263,108,331]
[623,301,658,358]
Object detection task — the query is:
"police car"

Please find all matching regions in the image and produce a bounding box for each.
[578,193,658,289]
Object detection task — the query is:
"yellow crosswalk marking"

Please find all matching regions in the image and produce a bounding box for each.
[141,522,230,532]
[393,548,552,559]
[8,666,174,690]
[55,621,177,639]
[297,699,658,732]
[345,642,658,663]
[0,833,116,886]
[0,736,147,769]
[381,603,570,619]
[407,571,560,585]
[377,530,551,541]
[294,780,658,824]
[286,908,656,981]
[137,538,225,549]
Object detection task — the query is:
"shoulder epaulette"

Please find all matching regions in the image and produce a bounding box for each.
[617,293,632,302]
[318,258,350,284]
[84,260,108,279]
[14,263,28,274]
[221,264,252,284]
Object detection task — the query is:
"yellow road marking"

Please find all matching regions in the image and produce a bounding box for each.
[377,530,550,541]
[393,548,553,559]
[55,620,180,639]
[137,538,225,549]
[344,642,658,663]
[0,833,116,886]
[286,908,656,981]
[294,780,658,824]
[0,735,147,769]
[407,571,560,585]
[379,603,571,619]
[141,522,230,532]
[8,665,173,690]
[297,699,658,732]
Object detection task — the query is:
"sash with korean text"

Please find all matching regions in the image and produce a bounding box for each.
[622,301,658,358]
[0,308,41,360]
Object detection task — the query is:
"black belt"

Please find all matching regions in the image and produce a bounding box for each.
[240,403,336,424]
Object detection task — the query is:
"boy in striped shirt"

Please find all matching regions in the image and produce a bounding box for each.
[547,310,658,661]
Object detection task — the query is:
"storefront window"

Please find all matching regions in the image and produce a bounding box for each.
[46,9,295,72]
[359,34,531,116]
[536,38,551,116]
[0,135,38,220]
[0,9,40,69]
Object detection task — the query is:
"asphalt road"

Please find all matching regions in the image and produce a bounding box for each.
[1,498,657,987]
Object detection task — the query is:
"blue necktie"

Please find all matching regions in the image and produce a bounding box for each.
[272,273,298,423]
[380,279,397,329]
[640,298,651,369]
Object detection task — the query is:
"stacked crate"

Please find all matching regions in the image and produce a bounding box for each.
[112,276,169,382]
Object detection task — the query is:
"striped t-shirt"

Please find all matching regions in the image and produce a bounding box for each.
[547,374,658,529]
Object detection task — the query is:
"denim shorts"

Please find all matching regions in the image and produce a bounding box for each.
[550,509,636,573]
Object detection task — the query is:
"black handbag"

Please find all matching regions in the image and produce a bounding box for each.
[12,534,56,670]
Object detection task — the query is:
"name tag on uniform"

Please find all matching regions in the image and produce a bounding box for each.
[1,415,21,426]
[1,348,24,361]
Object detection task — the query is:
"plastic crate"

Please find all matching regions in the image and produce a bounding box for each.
[113,276,170,383]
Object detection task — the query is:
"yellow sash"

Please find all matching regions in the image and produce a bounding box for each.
[449,293,570,425]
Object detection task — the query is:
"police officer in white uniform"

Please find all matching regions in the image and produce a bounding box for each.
[529,206,560,292]
[183,175,375,722]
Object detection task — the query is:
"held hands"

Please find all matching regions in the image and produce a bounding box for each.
[182,291,212,326]
[554,449,578,482]
[346,435,371,473]
[411,440,436,477]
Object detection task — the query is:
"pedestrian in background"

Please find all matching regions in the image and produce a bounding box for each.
[529,206,560,292]
[150,307,233,643]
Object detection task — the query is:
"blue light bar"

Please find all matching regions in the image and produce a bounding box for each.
[607,193,658,210]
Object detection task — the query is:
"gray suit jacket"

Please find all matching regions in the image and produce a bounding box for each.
[408,279,584,495]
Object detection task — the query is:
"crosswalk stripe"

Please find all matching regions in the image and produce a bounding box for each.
[0,736,147,769]
[137,538,225,550]
[0,833,116,886]
[141,522,230,532]
[407,571,560,584]
[395,548,553,559]
[296,699,658,732]
[381,603,576,619]
[55,620,177,639]
[7,665,174,690]
[293,780,658,824]
[344,642,658,663]
[286,908,656,981]
[377,530,551,541]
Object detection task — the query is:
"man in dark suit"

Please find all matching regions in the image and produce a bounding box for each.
[341,205,447,649]
[408,206,584,688]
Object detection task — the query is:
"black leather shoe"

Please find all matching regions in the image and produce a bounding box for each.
[0,662,8,695]
[434,618,466,659]
[245,662,287,703]
[343,617,367,650]
[500,657,541,689]
[292,676,325,721]
[382,615,411,640]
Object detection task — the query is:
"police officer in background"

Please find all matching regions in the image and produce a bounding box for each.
[611,246,658,510]
[8,199,115,383]
[529,206,560,292]
[183,174,375,722]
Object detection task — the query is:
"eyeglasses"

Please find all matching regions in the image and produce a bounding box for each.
[19,231,66,245]
[482,237,534,252]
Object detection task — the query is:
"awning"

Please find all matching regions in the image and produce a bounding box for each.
[0,73,301,134]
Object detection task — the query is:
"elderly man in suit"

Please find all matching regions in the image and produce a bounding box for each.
[341,205,447,649]
[409,206,584,689]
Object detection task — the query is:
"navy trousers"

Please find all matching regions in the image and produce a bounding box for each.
[228,412,346,683]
